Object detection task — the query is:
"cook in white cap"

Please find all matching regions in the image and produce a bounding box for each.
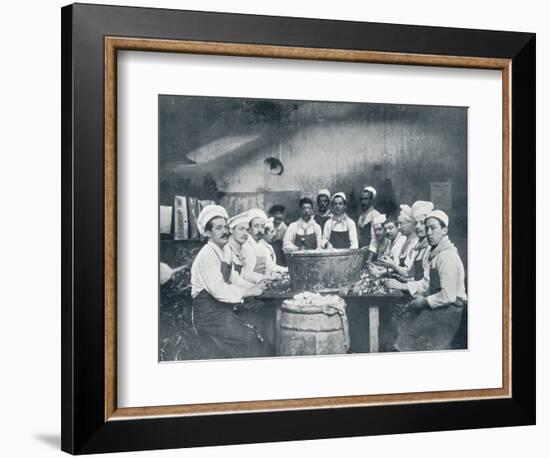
[190,205,269,358]
[221,212,257,289]
[321,192,359,249]
[357,185,382,261]
[385,201,434,294]
[378,204,419,276]
[393,209,467,352]
[314,189,333,229]
[370,213,389,261]
[242,208,288,282]
[283,197,323,252]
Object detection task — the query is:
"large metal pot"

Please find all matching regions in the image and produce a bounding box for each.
[285,248,366,292]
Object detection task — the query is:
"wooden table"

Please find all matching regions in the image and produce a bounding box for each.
[260,289,403,354]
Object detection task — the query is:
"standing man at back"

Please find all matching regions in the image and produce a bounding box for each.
[357,186,381,260]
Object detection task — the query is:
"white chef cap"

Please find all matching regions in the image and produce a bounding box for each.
[373,213,387,225]
[411,200,434,220]
[426,210,449,228]
[331,192,347,203]
[197,205,229,236]
[247,208,268,224]
[317,188,331,199]
[362,186,377,199]
[227,211,250,229]
[399,204,414,221]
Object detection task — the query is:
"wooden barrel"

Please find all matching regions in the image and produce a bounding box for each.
[277,296,349,356]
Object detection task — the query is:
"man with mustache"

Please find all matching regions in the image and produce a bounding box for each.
[368,216,406,277]
[393,210,467,352]
[242,208,288,283]
[190,205,268,359]
[357,186,382,261]
[283,197,323,251]
[314,189,333,229]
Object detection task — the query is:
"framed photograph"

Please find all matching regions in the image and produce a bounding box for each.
[61,3,535,454]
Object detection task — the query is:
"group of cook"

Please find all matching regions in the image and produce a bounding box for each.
[188,185,467,358]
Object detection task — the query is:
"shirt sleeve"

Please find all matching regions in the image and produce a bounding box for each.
[196,250,244,303]
[368,231,378,253]
[348,219,359,249]
[283,223,298,251]
[230,269,255,289]
[241,242,265,283]
[321,220,332,247]
[426,251,460,308]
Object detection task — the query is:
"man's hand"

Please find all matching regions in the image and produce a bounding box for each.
[384,278,407,291]
[243,285,264,298]
[378,256,397,270]
[268,271,283,281]
[409,295,427,310]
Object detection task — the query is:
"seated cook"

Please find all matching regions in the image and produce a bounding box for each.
[190,205,268,359]
[371,213,389,262]
[282,197,323,252]
[368,216,406,277]
[393,210,467,352]
[384,200,434,294]
[222,211,256,289]
[321,192,359,249]
[314,189,333,229]
[377,204,418,277]
[242,208,288,282]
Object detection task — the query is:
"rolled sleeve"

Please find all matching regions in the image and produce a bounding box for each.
[282,223,298,251]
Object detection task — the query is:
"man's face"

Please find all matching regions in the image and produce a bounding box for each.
[373,223,385,241]
[331,197,346,215]
[300,203,314,221]
[384,222,398,241]
[249,217,266,241]
[263,226,275,243]
[415,216,427,238]
[397,215,415,236]
[317,195,330,212]
[230,223,249,245]
[272,211,284,227]
[425,217,448,247]
[206,217,229,247]
[360,191,374,211]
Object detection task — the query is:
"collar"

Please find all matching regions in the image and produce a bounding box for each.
[207,240,225,261]
[228,237,243,253]
[428,236,456,260]
[317,209,332,217]
[332,213,348,223]
[415,237,429,251]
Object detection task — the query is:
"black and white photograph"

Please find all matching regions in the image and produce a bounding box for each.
[158,95,468,361]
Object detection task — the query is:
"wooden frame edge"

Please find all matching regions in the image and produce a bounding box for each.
[103,36,513,421]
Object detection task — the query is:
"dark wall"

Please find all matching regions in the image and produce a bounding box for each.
[159,96,468,268]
